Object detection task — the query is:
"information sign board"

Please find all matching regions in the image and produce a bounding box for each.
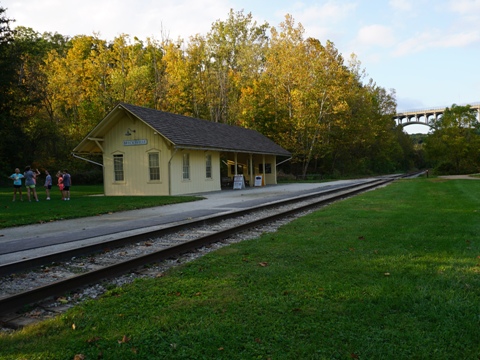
[233,175,245,189]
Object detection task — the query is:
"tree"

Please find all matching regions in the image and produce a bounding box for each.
[0,8,416,180]
[11,27,70,169]
[0,5,16,111]
[0,7,32,172]
[425,104,480,174]
[204,9,269,124]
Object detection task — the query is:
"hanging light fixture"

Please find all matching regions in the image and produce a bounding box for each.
[125,128,136,136]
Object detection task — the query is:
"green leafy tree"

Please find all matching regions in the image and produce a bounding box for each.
[0,5,16,111]
[425,104,480,174]
[204,9,269,124]
[0,6,26,173]
[9,27,72,170]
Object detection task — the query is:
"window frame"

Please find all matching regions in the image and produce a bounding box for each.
[113,154,124,182]
[259,163,272,174]
[148,152,160,181]
[182,153,190,180]
[205,154,212,179]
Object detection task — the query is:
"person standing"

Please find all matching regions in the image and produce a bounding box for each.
[8,168,24,201]
[24,166,39,202]
[33,168,40,184]
[62,169,71,201]
[56,171,64,200]
[44,170,52,200]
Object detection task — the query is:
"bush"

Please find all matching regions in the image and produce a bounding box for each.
[71,169,103,185]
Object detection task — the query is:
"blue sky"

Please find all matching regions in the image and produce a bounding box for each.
[3,0,480,133]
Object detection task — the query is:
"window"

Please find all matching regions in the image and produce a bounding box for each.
[113,154,124,181]
[205,154,212,179]
[230,164,244,175]
[182,153,190,180]
[149,153,160,181]
[259,163,272,174]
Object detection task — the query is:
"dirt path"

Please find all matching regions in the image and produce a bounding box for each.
[438,175,480,180]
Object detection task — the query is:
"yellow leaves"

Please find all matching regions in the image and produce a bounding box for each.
[118,335,130,344]
[57,296,69,305]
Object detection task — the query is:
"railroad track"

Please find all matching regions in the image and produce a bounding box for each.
[0,175,406,320]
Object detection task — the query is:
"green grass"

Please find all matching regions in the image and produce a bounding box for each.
[0,185,202,229]
[1,178,480,359]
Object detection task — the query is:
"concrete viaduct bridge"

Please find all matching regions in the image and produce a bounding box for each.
[394,102,480,129]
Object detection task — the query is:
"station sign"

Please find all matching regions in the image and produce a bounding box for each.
[123,139,148,146]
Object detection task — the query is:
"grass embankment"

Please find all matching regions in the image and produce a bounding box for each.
[1,178,480,359]
[0,185,201,229]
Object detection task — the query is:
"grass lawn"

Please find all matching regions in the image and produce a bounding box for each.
[0,185,201,229]
[1,178,480,359]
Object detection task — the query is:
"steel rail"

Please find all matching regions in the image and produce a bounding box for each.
[0,177,400,316]
[0,178,384,277]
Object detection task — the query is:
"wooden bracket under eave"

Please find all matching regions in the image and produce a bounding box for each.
[88,137,104,152]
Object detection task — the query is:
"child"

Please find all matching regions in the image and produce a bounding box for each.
[56,171,64,200]
[44,170,52,200]
[8,168,24,201]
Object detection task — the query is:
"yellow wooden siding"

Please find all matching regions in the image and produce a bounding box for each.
[103,116,171,196]
[262,155,277,185]
[170,150,221,195]
[99,112,279,196]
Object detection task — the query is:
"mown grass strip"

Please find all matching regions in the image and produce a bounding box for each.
[0,185,201,229]
[1,178,480,359]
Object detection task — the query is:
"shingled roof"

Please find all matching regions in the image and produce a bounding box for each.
[120,103,291,156]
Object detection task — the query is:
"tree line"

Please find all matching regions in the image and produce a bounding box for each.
[1,7,431,182]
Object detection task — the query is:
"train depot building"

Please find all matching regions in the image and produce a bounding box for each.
[73,103,291,196]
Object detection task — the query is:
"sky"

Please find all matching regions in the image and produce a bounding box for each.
[2,0,480,134]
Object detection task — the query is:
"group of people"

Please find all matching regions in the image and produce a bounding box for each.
[8,167,71,202]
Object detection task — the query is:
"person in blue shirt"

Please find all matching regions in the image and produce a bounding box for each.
[44,170,52,200]
[24,166,39,202]
[8,168,24,201]
[62,169,71,200]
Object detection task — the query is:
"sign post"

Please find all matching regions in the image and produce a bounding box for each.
[233,175,245,189]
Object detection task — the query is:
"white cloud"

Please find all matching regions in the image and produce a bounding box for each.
[449,0,480,13]
[5,0,231,41]
[434,31,480,47]
[357,25,395,48]
[389,0,413,11]
[281,1,357,40]
[393,29,480,56]
[301,1,357,22]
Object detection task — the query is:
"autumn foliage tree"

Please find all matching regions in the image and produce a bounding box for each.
[0,8,417,181]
